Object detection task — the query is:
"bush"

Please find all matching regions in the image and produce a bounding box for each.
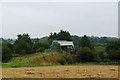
[64,54,73,64]
[19,50,27,55]
[108,49,120,60]
[94,46,107,60]
[14,33,33,54]
[94,53,101,63]
[33,41,49,53]
[58,57,67,65]
[77,47,95,62]
[14,41,31,54]
[36,47,45,52]
[2,44,12,62]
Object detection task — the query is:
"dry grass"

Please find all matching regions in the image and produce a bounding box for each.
[2,65,118,78]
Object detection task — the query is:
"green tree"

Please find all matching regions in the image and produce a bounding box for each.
[48,30,72,41]
[94,46,107,60]
[14,41,31,54]
[3,42,14,53]
[77,47,95,62]
[106,40,120,60]
[2,43,12,62]
[79,35,93,49]
[108,49,120,60]
[14,33,32,54]
[57,30,72,41]
[106,40,120,53]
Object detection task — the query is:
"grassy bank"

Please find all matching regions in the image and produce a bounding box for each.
[2,52,72,68]
[2,52,120,68]
[2,52,57,68]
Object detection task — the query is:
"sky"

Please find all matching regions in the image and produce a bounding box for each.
[1,2,118,39]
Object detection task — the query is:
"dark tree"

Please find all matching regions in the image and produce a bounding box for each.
[14,41,31,54]
[14,33,33,54]
[79,35,93,49]
[106,40,120,60]
[77,47,95,62]
[48,30,72,41]
[2,43,12,62]
[57,30,72,41]
[3,42,14,53]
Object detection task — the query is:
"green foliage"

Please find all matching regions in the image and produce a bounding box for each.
[58,57,67,65]
[19,50,27,55]
[77,47,95,62]
[48,30,72,41]
[3,42,14,53]
[106,40,120,53]
[108,49,120,60]
[2,43,12,62]
[2,52,53,67]
[55,43,62,51]
[106,40,120,60]
[64,54,74,64]
[36,47,45,52]
[79,35,93,49]
[14,40,31,54]
[33,41,49,53]
[48,39,56,45]
[94,53,101,63]
[14,33,32,54]
[94,46,107,60]
[15,33,32,45]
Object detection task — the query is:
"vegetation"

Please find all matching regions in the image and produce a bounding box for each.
[76,47,95,62]
[14,34,33,54]
[33,41,49,53]
[2,52,73,68]
[1,30,120,67]
[48,30,72,45]
[79,35,93,49]
[2,43,12,62]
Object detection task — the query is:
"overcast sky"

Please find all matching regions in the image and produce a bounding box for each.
[2,2,118,39]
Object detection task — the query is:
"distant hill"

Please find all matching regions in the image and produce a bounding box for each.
[31,36,48,43]
[0,38,15,44]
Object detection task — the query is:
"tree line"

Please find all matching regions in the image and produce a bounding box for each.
[1,30,120,63]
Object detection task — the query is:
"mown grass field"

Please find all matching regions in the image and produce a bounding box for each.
[1,52,119,78]
[2,65,118,78]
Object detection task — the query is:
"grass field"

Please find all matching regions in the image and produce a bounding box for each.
[1,52,120,78]
[2,65,118,78]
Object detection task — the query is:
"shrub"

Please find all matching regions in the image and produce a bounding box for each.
[77,47,95,62]
[64,54,73,64]
[2,44,12,62]
[33,41,49,53]
[94,46,107,60]
[94,53,101,63]
[108,49,120,60]
[36,47,45,52]
[19,50,27,55]
[14,41,31,54]
[58,57,67,65]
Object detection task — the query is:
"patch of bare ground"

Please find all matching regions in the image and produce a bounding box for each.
[2,65,118,78]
